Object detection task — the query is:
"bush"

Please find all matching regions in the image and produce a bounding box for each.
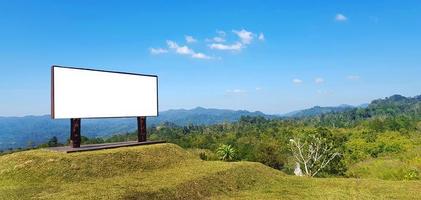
[216,144,236,161]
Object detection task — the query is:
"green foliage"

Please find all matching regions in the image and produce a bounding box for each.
[199,151,207,160]
[81,110,419,179]
[47,136,59,147]
[346,158,420,180]
[252,135,286,170]
[289,128,341,176]
[344,131,413,166]
[216,144,236,161]
[375,131,412,153]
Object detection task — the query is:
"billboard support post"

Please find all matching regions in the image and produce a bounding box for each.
[137,117,147,142]
[70,118,81,148]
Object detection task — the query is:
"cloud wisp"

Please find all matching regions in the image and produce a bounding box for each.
[292,78,303,84]
[209,42,243,51]
[335,13,348,22]
[166,40,212,59]
[149,48,168,55]
[185,35,197,43]
[225,89,247,96]
[150,28,264,59]
[213,37,225,43]
[315,77,324,84]
[233,29,254,44]
[258,33,265,41]
[209,28,264,52]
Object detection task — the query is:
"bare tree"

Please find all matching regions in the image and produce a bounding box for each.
[289,134,340,177]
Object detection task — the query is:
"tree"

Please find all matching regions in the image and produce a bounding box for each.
[289,129,340,177]
[47,136,59,147]
[216,144,236,161]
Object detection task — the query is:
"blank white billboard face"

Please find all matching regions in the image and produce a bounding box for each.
[52,66,158,119]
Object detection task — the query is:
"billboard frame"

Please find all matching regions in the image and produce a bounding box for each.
[51,65,159,119]
[51,65,159,148]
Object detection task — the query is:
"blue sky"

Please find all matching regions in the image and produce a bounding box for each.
[0,0,420,116]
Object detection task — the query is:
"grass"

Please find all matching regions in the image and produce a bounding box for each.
[0,143,420,199]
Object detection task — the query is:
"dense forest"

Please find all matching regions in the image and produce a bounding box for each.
[6,94,421,180]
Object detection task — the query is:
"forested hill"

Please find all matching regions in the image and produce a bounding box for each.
[304,94,421,127]
[283,104,360,118]
[368,94,421,117]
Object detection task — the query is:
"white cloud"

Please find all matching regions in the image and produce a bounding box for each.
[192,52,212,59]
[209,42,243,51]
[335,13,348,22]
[153,29,265,59]
[233,29,254,44]
[292,78,303,84]
[166,40,212,59]
[213,37,225,43]
[167,40,194,55]
[315,77,324,84]
[149,48,168,55]
[185,35,197,43]
[347,75,360,80]
[258,33,265,41]
[176,46,194,55]
[255,87,262,91]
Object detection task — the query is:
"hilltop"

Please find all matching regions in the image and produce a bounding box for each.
[0,143,420,199]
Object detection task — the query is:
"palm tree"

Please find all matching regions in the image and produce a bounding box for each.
[216,144,236,161]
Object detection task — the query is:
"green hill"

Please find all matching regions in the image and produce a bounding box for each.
[1,143,420,199]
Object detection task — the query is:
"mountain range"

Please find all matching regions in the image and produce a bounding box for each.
[283,103,369,118]
[1,94,419,150]
[0,107,276,150]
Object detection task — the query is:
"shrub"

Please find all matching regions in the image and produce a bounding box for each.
[216,144,236,161]
[199,152,208,160]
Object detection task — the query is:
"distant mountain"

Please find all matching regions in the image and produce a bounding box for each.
[0,115,136,151]
[307,94,421,127]
[357,103,369,108]
[0,107,275,150]
[283,104,357,118]
[150,107,276,126]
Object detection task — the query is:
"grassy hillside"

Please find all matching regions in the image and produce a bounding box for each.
[0,143,420,200]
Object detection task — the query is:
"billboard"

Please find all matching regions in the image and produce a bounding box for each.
[51,66,158,119]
